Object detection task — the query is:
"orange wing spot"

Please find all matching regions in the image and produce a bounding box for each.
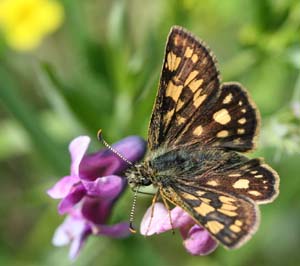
[177,116,186,125]
[193,125,203,136]
[194,203,215,216]
[206,180,219,186]
[219,195,235,204]
[184,46,193,58]
[230,224,241,233]
[189,79,203,93]
[217,130,229,138]
[254,174,263,178]
[196,191,206,196]
[213,109,231,125]
[238,128,245,134]
[228,173,241,177]
[166,81,183,102]
[206,221,224,234]
[218,209,238,217]
[235,220,243,226]
[167,52,181,71]
[175,99,185,111]
[238,118,246,124]
[233,179,250,189]
[223,93,233,104]
[193,90,206,108]
[221,203,238,211]
[181,193,198,201]
[184,70,198,86]
[191,54,198,63]
[248,190,261,196]
[200,197,211,203]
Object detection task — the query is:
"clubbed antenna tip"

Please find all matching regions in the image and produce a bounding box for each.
[97,129,103,142]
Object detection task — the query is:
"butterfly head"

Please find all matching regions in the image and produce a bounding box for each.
[126,162,155,188]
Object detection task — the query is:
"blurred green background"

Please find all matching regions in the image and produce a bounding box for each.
[1,0,300,265]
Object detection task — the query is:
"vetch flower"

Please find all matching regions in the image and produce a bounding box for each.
[52,208,130,259]
[0,0,64,51]
[48,135,146,259]
[140,202,218,256]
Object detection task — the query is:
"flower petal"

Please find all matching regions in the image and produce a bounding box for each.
[82,175,123,199]
[182,224,218,256]
[52,213,92,260]
[93,222,130,238]
[79,136,146,180]
[140,202,168,235]
[81,197,112,224]
[140,203,194,235]
[47,175,79,199]
[69,136,90,177]
[112,136,147,165]
[58,184,86,214]
[52,215,86,246]
[69,226,91,260]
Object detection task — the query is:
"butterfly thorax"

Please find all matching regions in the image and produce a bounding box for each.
[126,147,240,189]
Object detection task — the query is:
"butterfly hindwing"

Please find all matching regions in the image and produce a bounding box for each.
[148,26,220,150]
[198,157,280,204]
[160,185,259,249]
[173,82,260,152]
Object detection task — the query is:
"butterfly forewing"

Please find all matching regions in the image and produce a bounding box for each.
[148,26,220,150]
[148,27,260,153]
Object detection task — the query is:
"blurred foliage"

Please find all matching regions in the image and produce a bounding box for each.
[0,0,300,265]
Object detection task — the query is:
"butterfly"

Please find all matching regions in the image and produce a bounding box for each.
[125,26,279,249]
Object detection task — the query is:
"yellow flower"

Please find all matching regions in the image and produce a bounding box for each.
[0,0,64,51]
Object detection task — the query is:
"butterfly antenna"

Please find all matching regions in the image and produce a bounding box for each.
[129,186,139,233]
[97,129,132,166]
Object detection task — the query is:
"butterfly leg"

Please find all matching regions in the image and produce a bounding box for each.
[160,190,175,235]
[145,190,160,236]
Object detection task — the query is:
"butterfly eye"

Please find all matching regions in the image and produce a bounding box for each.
[141,179,152,186]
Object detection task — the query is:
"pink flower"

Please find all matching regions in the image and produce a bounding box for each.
[140,203,218,256]
[47,135,146,259]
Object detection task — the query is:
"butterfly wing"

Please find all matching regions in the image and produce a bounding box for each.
[160,184,259,249]
[196,156,280,204]
[148,26,220,150]
[148,26,259,152]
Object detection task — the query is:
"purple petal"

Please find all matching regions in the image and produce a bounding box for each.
[112,136,146,165]
[52,214,92,260]
[81,197,112,224]
[82,175,123,199]
[79,136,146,180]
[58,184,86,214]
[69,226,91,260]
[140,203,194,235]
[69,136,90,177]
[47,176,79,199]
[140,203,168,235]
[93,222,130,238]
[52,215,87,246]
[157,206,194,233]
[182,224,218,256]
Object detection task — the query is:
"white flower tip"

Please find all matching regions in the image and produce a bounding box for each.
[52,228,70,246]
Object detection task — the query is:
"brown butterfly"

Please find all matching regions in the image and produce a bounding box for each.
[125,26,279,249]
